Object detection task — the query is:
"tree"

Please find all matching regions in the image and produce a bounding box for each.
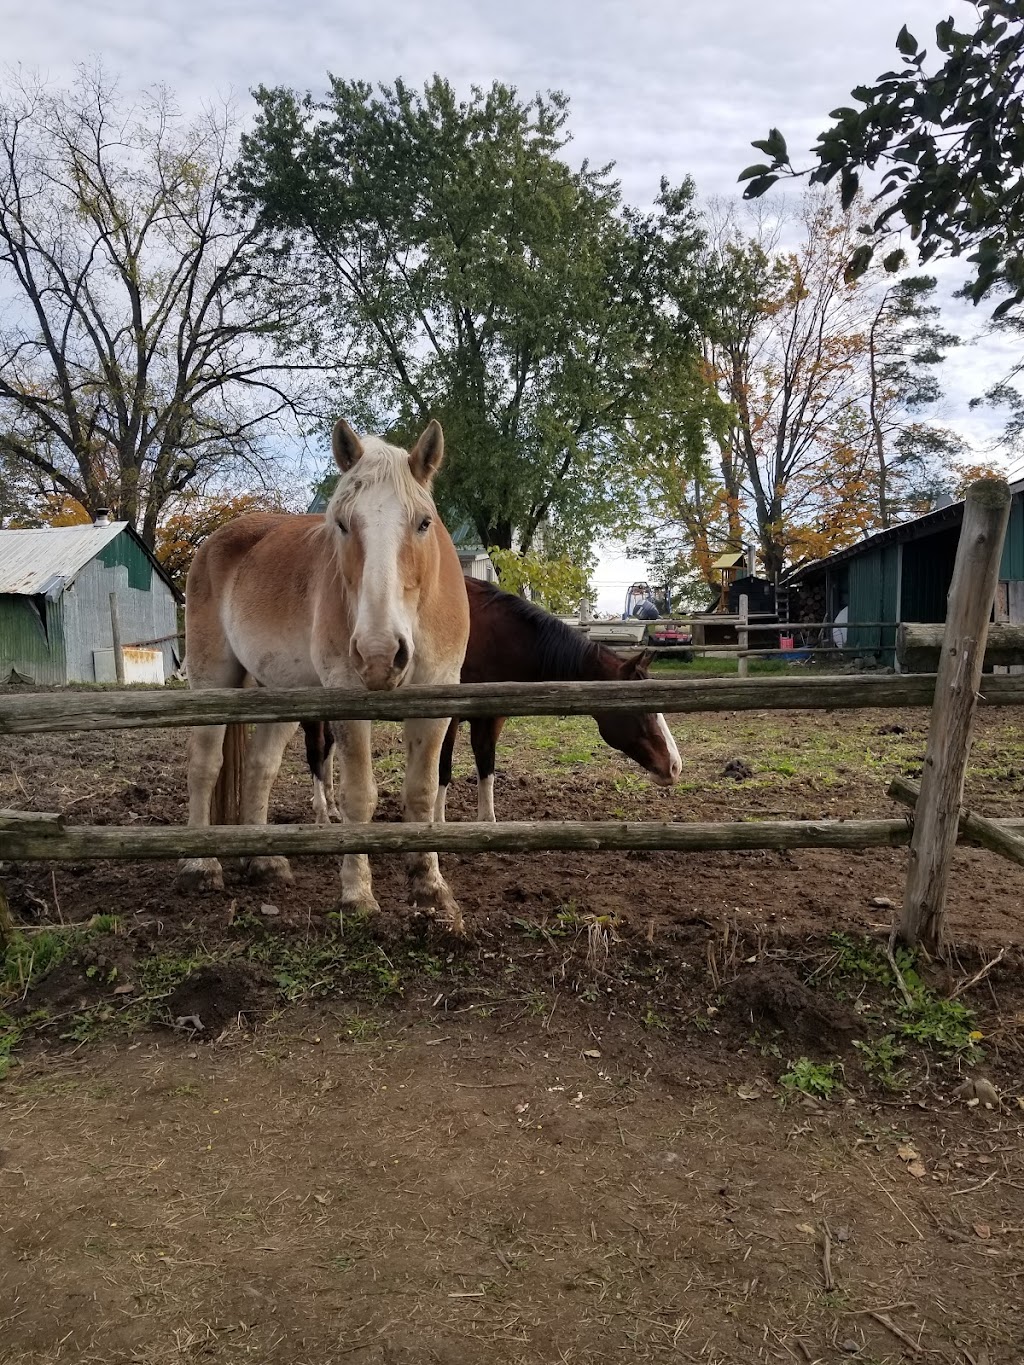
[233,77,713,554]
[857,274,964,524]
[0,68,318,547]
[633,202,965,588]
[486,547,591,614]
[741,3,1024,312]
[701,198,874,580]
[154,490,286,592]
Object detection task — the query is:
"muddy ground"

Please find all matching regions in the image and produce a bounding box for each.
[1,700,1023,1363]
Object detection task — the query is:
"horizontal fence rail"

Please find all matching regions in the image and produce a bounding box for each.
[2,666,1024,731]
[5,815,1024,862]
[4,674,1024,735]
[0,808,1015,862]
[898,622,1024,670]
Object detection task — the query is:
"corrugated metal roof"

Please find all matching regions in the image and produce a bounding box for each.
[0,523,127,595]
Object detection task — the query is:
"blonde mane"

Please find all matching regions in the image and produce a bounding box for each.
[327,436,436,526]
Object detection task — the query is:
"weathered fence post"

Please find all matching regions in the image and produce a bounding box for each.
[737,594,749,679]
[899,478,1012,952]
[109,592,125,686]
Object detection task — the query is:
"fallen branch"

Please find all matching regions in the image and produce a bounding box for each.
[866,1310,922,1357]
[950,947,1010,1001]
[885,941,917,1009]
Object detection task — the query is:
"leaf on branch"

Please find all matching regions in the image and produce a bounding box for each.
[742,174,779,200]
[896,25,919,58]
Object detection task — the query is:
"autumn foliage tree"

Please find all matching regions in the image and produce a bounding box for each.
[154,491,285,591]
[633,196,966,593]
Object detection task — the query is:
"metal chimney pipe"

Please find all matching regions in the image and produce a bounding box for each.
[93,508,110,527]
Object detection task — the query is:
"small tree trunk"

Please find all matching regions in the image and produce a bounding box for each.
[899,478,1012,953]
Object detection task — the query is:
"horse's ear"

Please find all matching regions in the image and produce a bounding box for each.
[409,419,445,485]
[332,419,363,473]
[627,649,654,676]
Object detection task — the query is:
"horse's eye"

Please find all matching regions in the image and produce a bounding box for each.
[417,516,432,534]
[337,519,348,535]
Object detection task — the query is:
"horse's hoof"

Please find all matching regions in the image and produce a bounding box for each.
[410,882,465,937]
[175,858,224,894]
[340,891,381,919]
[242,855,294,884]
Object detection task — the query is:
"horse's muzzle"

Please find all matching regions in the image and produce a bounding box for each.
[351,635,412,691]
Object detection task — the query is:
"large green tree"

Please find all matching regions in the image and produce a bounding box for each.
[741,2,1024,312]
[233,77,714,553]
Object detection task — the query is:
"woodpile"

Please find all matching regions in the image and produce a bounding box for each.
[789,580,826,624]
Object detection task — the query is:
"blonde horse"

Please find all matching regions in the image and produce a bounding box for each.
[176,419,471,930]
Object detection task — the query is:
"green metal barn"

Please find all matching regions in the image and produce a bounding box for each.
[788,481,1024,668]
[0,518,180,685]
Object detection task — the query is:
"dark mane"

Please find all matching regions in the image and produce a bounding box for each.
[472,579,628,681]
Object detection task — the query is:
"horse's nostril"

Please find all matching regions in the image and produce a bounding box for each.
[394,637,410,671]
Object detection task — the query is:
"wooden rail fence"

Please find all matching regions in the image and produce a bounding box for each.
[0,479,1019,953]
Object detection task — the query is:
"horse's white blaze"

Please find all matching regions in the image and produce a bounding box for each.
[350,493,414,681]
[330,439,432,691]
[656,714,682,784]
[477,773,496,823]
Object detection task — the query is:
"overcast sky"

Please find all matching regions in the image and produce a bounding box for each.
[7,0,1014,609]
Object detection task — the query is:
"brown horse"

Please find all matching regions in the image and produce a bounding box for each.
[178,419,470,929]
[303,577,681,823]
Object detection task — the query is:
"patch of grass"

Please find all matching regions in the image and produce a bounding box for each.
[137,950,214,1002]
[1,914,121,1006]
[779,1057,843,1100]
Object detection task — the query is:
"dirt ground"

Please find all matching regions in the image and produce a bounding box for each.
[2,700,1024,1364]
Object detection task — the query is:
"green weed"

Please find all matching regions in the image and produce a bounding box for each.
[853,1035,908,1090]
[825,933,981,1059]
[898,995,980,1056]
[60,1007,113,1044]
[779,1058,843,1100]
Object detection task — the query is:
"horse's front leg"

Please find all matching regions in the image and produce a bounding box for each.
[239,721,299,882]
[333,720,380,914]
[403,716,463,935]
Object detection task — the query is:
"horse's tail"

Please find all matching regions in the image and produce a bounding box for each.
[211,723,248,825]
[210,673,260,824]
